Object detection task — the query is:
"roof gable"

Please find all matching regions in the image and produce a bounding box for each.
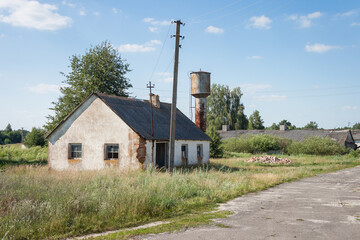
[47,93,211,141]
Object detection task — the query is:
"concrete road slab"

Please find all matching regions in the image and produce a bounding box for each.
[138,166,360,240]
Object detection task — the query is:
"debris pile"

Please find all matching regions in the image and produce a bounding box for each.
[247,155,292,164]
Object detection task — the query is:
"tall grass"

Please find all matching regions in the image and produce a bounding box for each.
[1,155,359,239]
[0,145,47,165]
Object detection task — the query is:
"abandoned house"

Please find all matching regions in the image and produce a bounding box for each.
[219,126,357,150]
[46,93,211,170]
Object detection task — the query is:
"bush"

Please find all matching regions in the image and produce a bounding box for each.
[223,134,291,154]
[347,149,360,159]
[286,137,349,156]
[206,126,224,158]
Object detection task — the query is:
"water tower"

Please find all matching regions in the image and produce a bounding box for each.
[190,71,211,132]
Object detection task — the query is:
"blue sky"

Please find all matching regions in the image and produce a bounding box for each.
[0,0,359,131]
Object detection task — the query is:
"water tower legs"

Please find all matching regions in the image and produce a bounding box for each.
[195,98,207,132]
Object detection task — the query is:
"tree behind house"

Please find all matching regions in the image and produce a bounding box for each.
[45,41,132,132]
[207,84,248,130]
[304,121,319,129]
[248,110,265,130]
[24,128,46,147]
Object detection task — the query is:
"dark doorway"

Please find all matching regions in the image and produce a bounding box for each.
[156,143,167,168]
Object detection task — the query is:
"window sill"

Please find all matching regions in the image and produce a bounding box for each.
[68,159,82,163]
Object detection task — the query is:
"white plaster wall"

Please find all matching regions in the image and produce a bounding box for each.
[48,95,142,170]
[142,140,210,168]
[174,140,210,166]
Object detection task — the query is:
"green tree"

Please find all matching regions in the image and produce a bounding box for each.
[4,123,12,133]
[206,125,224,158]
[304,121,319,129]
[248,110,265,130]
[24,128,46,147]
[267,120,297,130]
[268,123,279,130]
[353,122,360,129]
[207,84,248,130]
[45,41,132,131]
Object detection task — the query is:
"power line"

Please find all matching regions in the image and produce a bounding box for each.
[147,24,172,82]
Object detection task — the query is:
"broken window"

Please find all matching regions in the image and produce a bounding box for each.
[105,144,119,160]
[181,144,188,163]
[197,144,203,158]
[69,144,82,159]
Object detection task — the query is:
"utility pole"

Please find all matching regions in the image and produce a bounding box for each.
[147,81,155,137]
[169,20,185,172]
[147,81,155,166]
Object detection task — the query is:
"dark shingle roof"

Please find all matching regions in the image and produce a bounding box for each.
[218,129,352,145]
[97,93,211,141]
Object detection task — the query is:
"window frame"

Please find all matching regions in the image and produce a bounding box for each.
[69,143,82,160]
[181,144,188,163]
[197,144,203,159]
[104,144,119,160]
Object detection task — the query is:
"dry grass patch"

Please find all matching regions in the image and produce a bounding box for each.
[1,155,359,239]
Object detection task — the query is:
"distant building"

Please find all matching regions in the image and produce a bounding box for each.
[351,130,360,149]
[219,127,357,150]
[46,93,211,170]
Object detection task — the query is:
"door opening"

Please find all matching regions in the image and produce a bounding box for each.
[156,143,168,168]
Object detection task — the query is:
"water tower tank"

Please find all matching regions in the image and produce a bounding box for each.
[191,71,210,98]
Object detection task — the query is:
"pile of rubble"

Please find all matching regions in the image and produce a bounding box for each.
[247,155,292,165]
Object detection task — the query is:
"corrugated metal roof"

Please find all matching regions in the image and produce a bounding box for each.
[351,130,360,140]
[97,93,211,141]
[218,129,352,145]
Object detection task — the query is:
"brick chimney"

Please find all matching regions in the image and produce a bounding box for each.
[150,94,160,108]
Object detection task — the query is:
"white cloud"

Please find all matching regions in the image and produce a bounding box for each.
[337,10,357,17]
[248,15,272,29]
[254,95,287,101]
[155,72,172,83]
[288,11,323,28]
[342,105,358,110]
[143,17,171,26]
[28,84,61,94]
[143,17,154,23]
[61,1,75,8]
[148,27,158,32]
[79,10,86,16]
[118,40,162,53]
[148,39,162,45]
[351,22,360,26]
[239,83,271,94]
[112,8,118,14]
[205,25,224,34]
[155,72,171,76]
[249,56,263,60]
[0,0,72,31]
[93,12,100,16]
[305,43,340,53]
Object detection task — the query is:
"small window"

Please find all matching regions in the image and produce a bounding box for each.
[197,144,203,158]
[105,144,119,160]
[181,144,188,160]
[69,144,82,159]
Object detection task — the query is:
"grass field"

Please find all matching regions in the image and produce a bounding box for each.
[1,154,359,239]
